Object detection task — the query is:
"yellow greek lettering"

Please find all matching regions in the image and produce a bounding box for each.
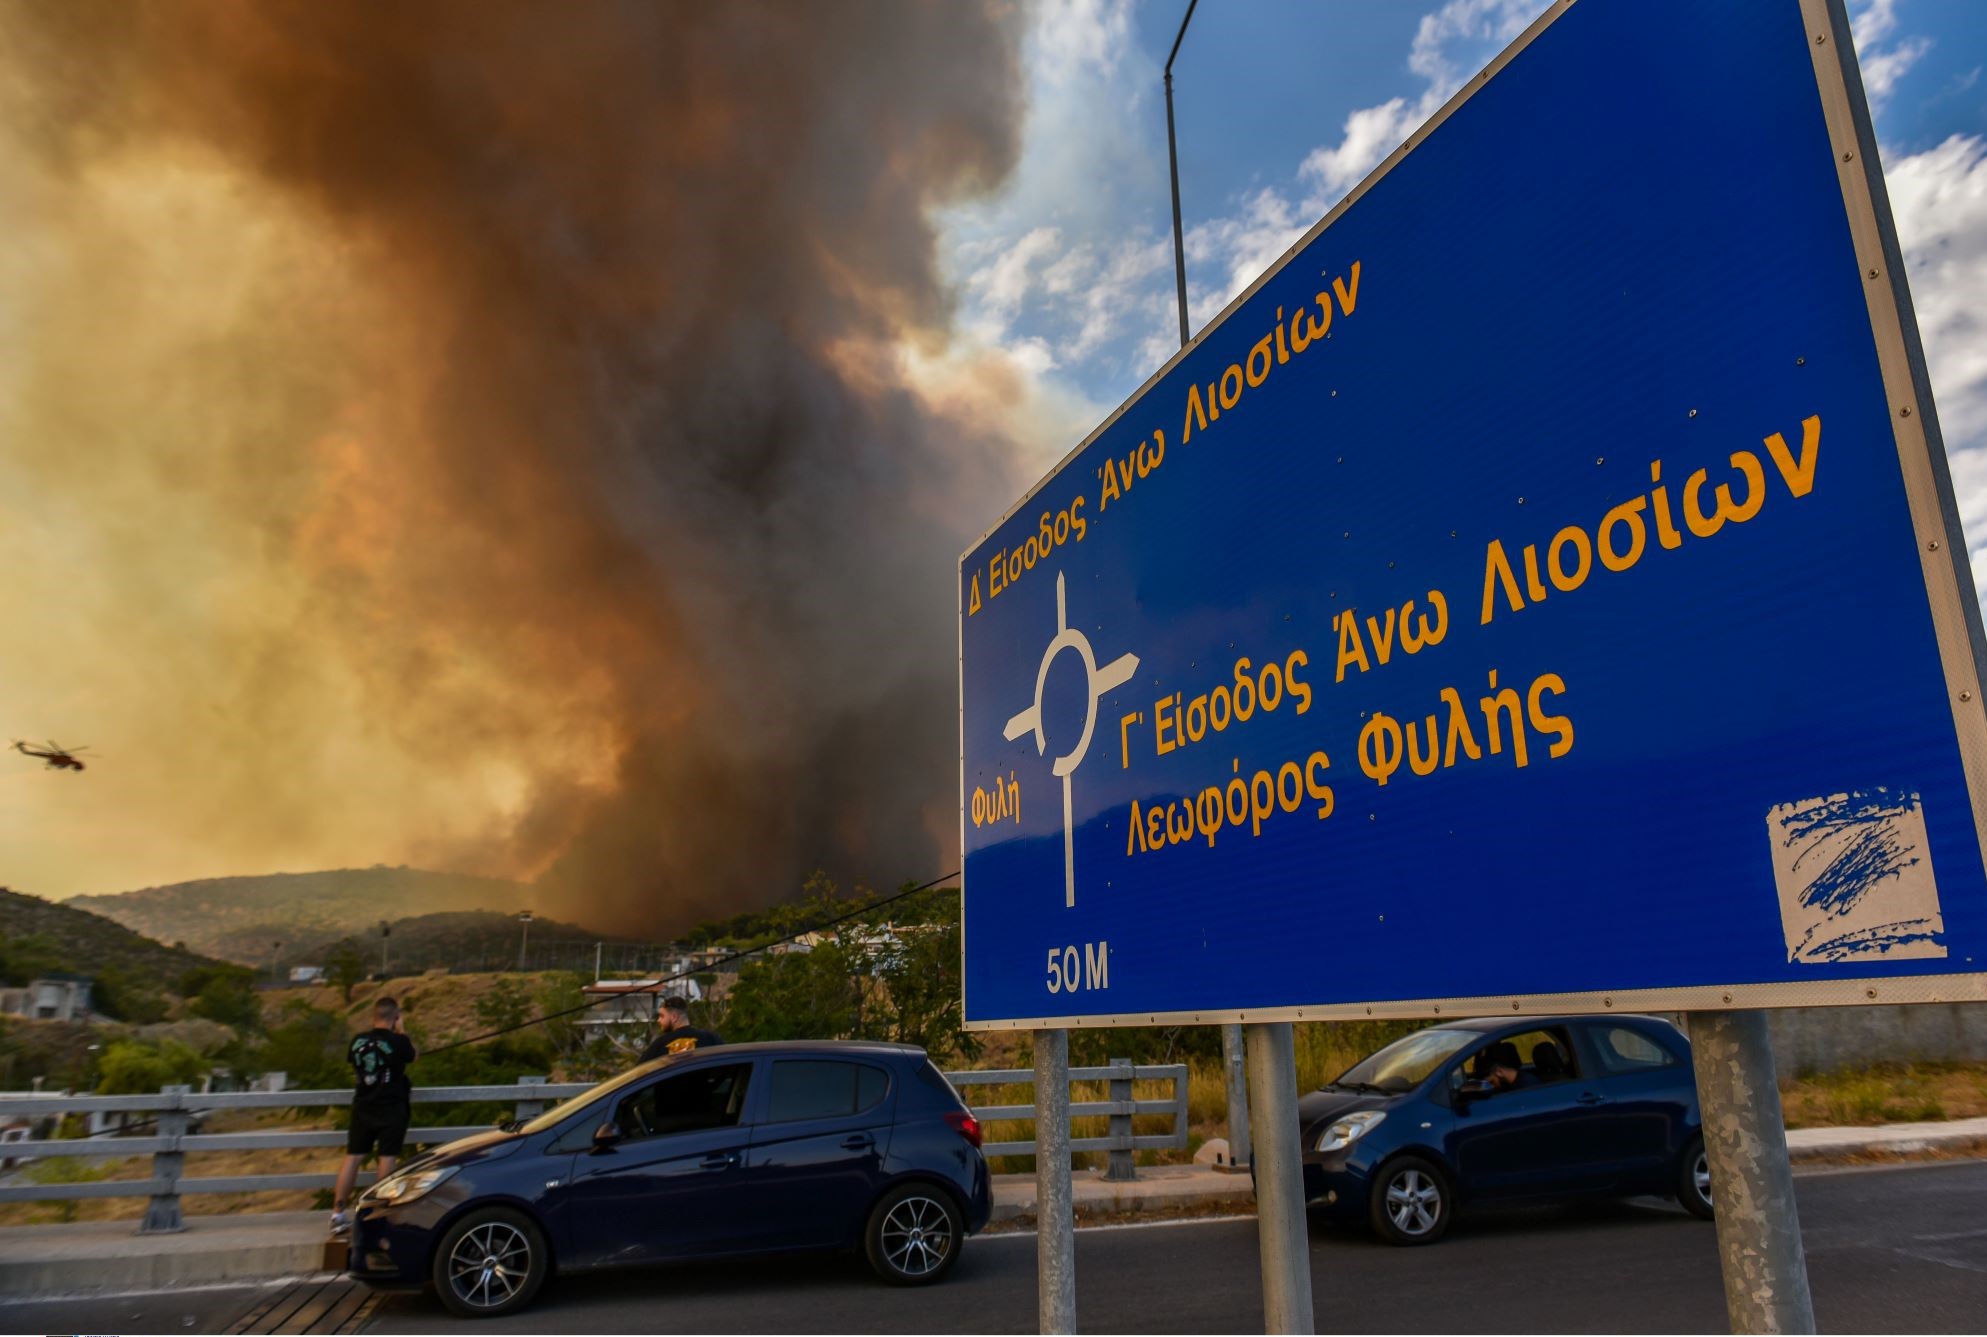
[1332,260,1361,316]
[1479,670,1529,768]
[1286,650,1312,714]
[1359,712,1404,786]
[1598,497,1648,572]
[1481,539,1524,624]
[1336,609,1372,682]
[1366,607,1398,666]
[1764,415,1820,498]
[1441,686,1482,766]
[1527,672,1574,759]
[1547,525,1592,592]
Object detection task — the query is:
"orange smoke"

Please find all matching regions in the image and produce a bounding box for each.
[0,1,1027,932]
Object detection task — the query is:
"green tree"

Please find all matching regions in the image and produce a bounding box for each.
[184,966,261,1031]
[533,973,588,1057]
[473,976,534,1034]
[254,1001,349,1090]
[89,965,168,1024]
[872,915,977,1065]
[95,1038,206,1094]
[0,932,63,986]
[722,946,860,1043]
[325,942,367,1003]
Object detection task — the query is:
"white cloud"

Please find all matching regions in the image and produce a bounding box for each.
[1886,134,1987,590]
[1852,0,1901,48]
[1851,0,1933,111]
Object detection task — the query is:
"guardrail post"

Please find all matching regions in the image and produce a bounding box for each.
[1687,1009,1815,1334]
[1034,1029,1076,1334]
[514,1075,548,1122]
[1222,1024,1252,1171]
[139,1085,190,1235]
[1246,1022,1313,1334]
[1105,1057,1135,1182]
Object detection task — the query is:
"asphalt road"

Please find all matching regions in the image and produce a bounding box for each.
[6,1160,1983,1334]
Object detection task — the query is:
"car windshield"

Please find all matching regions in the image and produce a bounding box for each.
[1331,1028,1475,1093]
[515,1055,678,1136]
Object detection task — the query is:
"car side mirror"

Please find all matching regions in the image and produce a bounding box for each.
[1457,1079,1495,1100]
[591,1120,622,1152]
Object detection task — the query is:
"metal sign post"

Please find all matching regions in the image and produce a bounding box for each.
[1221,1023,1251,1170]
[1688,1011,1816,1334]
[1244,1023,1313,1334]
[1034,1028,1076,1335]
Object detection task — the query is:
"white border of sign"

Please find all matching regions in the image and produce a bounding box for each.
[958,0,1987,1031]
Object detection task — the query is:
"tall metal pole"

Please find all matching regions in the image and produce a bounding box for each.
[1164,0,1200,350]
[1687,1010,1814,1334]
[1034,1029,1076,1334]
[1245,1022,1313,1333]
[1165,0,1255,1190]
[1221,1023,1251,1169]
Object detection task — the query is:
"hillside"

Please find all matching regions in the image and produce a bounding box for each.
[70,867,537,964]
[0,887,226,1003]
[284,910,642,975]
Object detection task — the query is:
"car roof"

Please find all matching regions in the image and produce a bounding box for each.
[1434,1013,1674,1033]
[668,1039,927,1059]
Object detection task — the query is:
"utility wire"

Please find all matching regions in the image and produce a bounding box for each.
[421,871,961,1055]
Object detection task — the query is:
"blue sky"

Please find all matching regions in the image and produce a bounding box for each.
[936,0,1987,586]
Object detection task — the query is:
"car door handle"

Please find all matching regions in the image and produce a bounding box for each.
[700,1151,740,1170]
[1576,1091,1605,1106]
[841,1135,874,1151]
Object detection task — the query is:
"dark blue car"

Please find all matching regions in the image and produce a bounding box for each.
[347,1041,992,1317]
[1294,1015,1712,1244]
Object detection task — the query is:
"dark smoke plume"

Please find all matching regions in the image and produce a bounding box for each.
[0,1,1027,931]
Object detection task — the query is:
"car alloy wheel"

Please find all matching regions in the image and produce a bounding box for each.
[447,1220,532,1311]
[1385,1167,1443,1237]
[880,1193,954,1278]
[1676,1136,1716,1220]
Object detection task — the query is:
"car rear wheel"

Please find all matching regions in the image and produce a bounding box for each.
[1678,1136,1715,1220]
[1369,1155,1452,1245]
[431,1207,548,1319]
[865,1183,963,1285]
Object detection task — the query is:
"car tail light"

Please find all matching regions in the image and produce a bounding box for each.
[943,1110,983,1148]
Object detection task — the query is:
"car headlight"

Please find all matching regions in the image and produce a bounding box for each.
[366,1165,457,1206]
[1314,1110,1387,1154]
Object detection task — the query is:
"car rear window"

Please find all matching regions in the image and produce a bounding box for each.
[766,1059,889,1122]
[916,1060,962,1104]
[1595,1026,1677,1072]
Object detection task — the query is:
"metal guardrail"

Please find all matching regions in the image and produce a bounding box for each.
[0,1061,1188,1230]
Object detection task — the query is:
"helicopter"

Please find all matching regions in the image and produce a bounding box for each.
[12,740,90,772]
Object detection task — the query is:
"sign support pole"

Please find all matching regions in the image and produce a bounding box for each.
[1034,1028,1077,1335]
[1244,1021,1313,1334]
[1222,1024,1251,1170]
[1686,1010,1815,1335]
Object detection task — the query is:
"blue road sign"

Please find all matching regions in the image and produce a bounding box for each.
[958,0,1987,1029]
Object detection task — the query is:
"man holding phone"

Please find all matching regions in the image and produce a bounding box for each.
[331,996,417,1238]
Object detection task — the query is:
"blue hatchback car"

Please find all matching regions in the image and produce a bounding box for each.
[347,1041,992,1317]
[1293,1015,1711,1244]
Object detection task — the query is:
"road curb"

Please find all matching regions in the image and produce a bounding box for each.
[1785,1115,1987,1162]
[0,1211,331,1297]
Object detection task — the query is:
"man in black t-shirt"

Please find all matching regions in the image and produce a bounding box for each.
[637,996,722,1064]
[331,997,417,1237]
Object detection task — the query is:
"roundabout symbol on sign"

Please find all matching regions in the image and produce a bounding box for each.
[1003,571,1140,907]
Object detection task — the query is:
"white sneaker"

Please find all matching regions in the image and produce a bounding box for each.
[329,1211,350,1238]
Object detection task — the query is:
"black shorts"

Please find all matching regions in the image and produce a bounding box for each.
[348,1102,410,1157]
